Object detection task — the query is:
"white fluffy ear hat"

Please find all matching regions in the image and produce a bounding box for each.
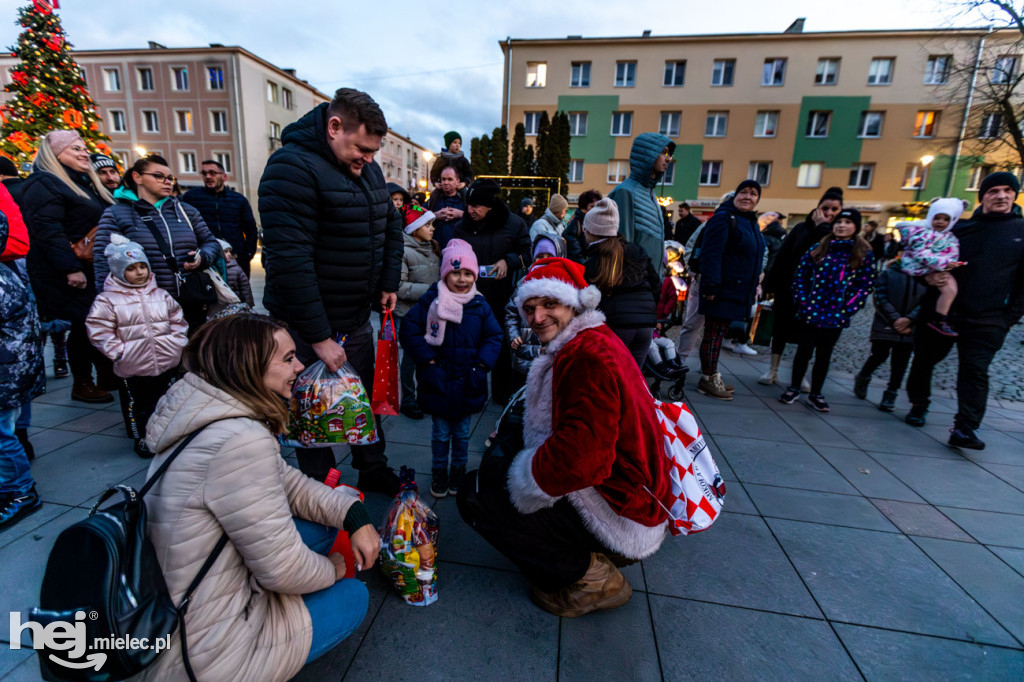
[514,257,601,316]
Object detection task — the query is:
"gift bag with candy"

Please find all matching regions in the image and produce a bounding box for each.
[379,467,439,606]
[284,359,378,448]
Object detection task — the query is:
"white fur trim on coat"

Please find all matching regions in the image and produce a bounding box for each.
[507,446,562,513]
[505,307,667,558]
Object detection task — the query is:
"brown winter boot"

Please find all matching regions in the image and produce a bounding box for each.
[529,553,633,618]
[71,381,114,404]
[697,372,734,401]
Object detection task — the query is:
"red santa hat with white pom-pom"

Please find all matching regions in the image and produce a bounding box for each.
[514,257,601,317]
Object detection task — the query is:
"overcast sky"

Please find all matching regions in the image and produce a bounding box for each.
[1,0,1000,150]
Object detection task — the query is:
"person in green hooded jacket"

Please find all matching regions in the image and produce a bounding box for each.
[607,133,675,277]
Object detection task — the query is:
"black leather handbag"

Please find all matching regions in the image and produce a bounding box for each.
[31,427,226,682]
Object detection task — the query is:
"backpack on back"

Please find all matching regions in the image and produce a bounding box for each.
[28,426,226,682]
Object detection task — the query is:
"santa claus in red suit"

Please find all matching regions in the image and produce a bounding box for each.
[457,257,673,618]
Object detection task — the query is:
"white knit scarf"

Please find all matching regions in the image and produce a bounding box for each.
[425,279,478,346]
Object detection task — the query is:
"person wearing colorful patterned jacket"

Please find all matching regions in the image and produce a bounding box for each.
[779,208,875,413]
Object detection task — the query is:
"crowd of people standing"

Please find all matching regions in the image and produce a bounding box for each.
[1,84,1022,680]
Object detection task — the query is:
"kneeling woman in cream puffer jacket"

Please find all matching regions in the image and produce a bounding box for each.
[140,314,379,681]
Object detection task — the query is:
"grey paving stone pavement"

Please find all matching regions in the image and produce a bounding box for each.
[1,265,1022,680]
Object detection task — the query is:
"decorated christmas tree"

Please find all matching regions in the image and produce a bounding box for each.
[0,0,114,171]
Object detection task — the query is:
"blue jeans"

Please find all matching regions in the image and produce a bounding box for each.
[0,406,34,496]
[294,518,370,664]
[431,415,472,470]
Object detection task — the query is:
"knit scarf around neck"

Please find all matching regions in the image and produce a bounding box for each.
[425,280,478,346]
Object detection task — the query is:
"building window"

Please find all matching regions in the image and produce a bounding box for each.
[213,151,232,174]
[175,110,193,133]
[210,109,229,134]
[171,66,189,91]
[815,58,840,85]
[568,112,588,136]
[141,110,159,133]
[806,111,831,138]
[914,111,938,138]
[102,68,121,92]
[660,160,676,186]
[868,58,895,85]
[849,163,874,189]
[966,164,993,190]
[659,111,680,137]
[114,150,130,165]
[797,163,823,188]
[614,61,636,87]
[569,160,584,184]
[762,58,787,86]
[179,152,198,175]
[524,112,541,136]
[109,110,127,134]
[207,66,224,90]
[754,111,779,137]
[267,81,279,104]
[611,111,633,136]
[903,162,929,189]
[992,56,1018,84]
[858,111,884,138]
[925,55,951,84]
[79,67,88,86]
[979,112,1003,138]
[570,61,591,87]
[711,59,735,86]
[607,160,629,184]
[136,67,154,91]
[748,161,772,186]
[699,161,722,186]
[705,111,728,137]
[282,88,293,110]
[663,60,685,86]
[526,62,547,88]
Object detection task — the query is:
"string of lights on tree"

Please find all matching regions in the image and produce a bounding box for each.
[0,0,115,171]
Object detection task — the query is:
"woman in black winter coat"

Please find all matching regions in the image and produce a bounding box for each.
[580,199,660,368]
[695,180,766,400]
[759,187,843,386]
[94,155,222,331]
[19,131,115,403]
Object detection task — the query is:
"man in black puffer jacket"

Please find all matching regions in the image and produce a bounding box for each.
[258,88,404,493]
[451,179,531,404]
[183,160,259,277]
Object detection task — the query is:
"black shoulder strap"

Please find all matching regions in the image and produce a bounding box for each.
[178,533,229,682]
[137,209,180,275]
[137,426,206,497]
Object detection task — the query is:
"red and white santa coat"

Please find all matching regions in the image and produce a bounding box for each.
[507,309,673,559]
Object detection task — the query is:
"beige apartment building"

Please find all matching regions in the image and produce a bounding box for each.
[0,42,430,206]
[501,23,1022,224]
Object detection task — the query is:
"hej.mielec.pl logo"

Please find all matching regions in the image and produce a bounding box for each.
[9,610,170,671]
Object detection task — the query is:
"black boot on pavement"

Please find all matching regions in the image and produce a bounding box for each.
[0,486,42,531]
[905,405,928,427]
[357,466,401,497]
[430,468,449,498]
[400,402,424,420]
[448,465,465,495]
[949,423,986,450]
[878,390,898,412]
[853,373,870,400]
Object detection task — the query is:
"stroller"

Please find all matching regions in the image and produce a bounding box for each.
[643,319,688,401]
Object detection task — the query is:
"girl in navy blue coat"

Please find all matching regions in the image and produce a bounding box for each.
[780,209,875,412]
[400,239,503,498]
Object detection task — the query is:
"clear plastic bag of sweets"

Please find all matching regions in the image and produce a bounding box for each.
[283,360,378,448]
[379,467,440,606]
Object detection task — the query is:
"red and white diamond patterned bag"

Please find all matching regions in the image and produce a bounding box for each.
[647,399,726,536]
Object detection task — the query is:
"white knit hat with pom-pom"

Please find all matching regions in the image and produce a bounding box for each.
[104,232,150,280]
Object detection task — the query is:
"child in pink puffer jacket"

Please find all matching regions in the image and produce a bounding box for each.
[86,234,188,458]
[898,197,966,337]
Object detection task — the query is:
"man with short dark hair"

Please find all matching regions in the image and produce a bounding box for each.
[425,165,466,248]
[183,160,259,277]
[905,172,1024,450]
[673,202,702,245]
[564,190,602,263]
[89,153,121,192]
[259,87,404,493]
